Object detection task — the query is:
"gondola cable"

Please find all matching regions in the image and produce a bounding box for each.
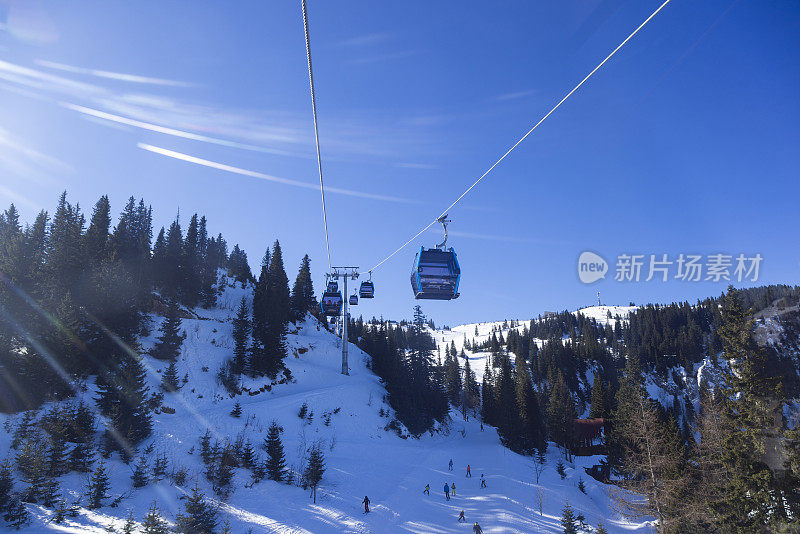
[301,0,332,273]
[366,0,672,274]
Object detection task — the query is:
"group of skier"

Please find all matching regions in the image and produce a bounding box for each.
[361,458,487,532]
[423,459,486,531]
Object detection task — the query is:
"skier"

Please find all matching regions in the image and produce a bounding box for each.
[448,458,453,471]
[466,464,472,477]
[458,510,466,522]
[480,474,486,488]
[424,484,430,495]
[473,521,483,533]
[480,422,484,432]
[444,482,450,501]
[451,482,456,495]
[362,496,370,513]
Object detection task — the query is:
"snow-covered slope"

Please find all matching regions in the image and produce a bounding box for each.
[0,283,649,533]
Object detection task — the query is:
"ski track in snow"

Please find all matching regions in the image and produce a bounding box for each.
[0,280,649,533]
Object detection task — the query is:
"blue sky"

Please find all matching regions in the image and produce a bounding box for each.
[0,0,797,326]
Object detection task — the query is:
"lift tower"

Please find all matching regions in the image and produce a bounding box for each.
[328,267,359,375]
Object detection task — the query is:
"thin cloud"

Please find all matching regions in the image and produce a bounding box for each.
[63,103,302,157]
[338,33,393,47]
[0,126,73,181]
[426,227,561,245]
[0,59,441,165]
[348,50,417,65]
[138,143,420,205]
[494,90,536,102]
[395,162,437,170]
[35,59,195,88]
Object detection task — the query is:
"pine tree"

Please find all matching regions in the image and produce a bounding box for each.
[132,456,149,488]
[122,510,137,534]
[152,227,167,289]
[226,244,251,285]
[290,254,316,322]
[515,356,544,452]
[142,501,170,534]
[70,441,95,473]
[240,441,257,470]
[481,362,495,425]
[53,499,67,524]
[16,439,47,503]
[181,214,202,306]
[547,371,576,457]
[0,460,13,515]
[150,299,186,361]
[556,459,566,479]
[263,241,290,377]
[494,350,519,447]
[443,349,462,406]
[701,287,791,532]
[304,445,325,504]
[589,373,606,419]
[161,360,180,392]
[86,461,110,509]
[230,402,242,418]
[264,421,287,482]
[84,195,111,265]
[3,498,29,529]
[596,521,609,534]
[163,217,184,297]
[46,434,70,478]
[176,484,217,534]
[96,353,152,453]
[231,298,250,375]
[560,501,578,534]
[609,353,691,533]
[152,454,168,481]
[40,477,60,507]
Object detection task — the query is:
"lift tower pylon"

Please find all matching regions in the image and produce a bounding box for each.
[328,267,359,375]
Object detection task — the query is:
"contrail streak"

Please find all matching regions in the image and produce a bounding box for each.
[138,143,419,204]
[62,103,301,157]
[36,59,194,87]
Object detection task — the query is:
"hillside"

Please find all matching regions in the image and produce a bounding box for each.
[0,277,648,533]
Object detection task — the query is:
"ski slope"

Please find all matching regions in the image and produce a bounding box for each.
[0,280,650,533]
